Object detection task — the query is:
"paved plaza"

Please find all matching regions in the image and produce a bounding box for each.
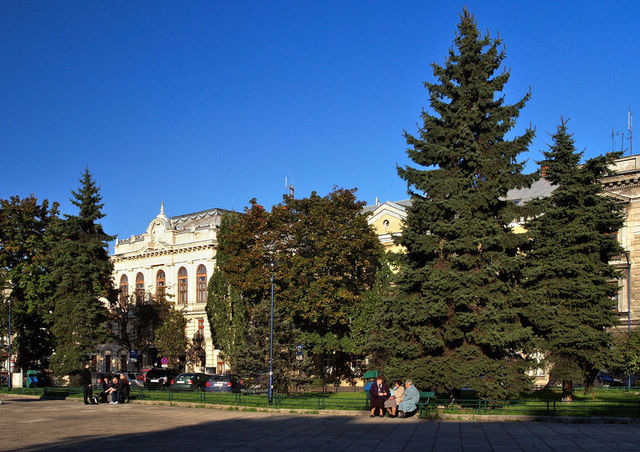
[1,397,639,451]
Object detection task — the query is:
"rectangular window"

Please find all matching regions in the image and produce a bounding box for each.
[105,355,111,373]
[197,276,207,303]
[614,279,628,313]
[120,355,128,372]
[178,279,188,304]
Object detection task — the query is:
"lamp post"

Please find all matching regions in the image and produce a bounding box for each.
[4,282,15,391]
[267,259,278,404]
[624,250,632,390]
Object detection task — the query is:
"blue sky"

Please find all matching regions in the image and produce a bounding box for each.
[1,1,638,243]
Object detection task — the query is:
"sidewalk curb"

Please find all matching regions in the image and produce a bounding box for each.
[436,412,633,424]
[129,398,366,416]
[1,393,634,424]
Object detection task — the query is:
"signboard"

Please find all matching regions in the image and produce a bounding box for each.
[296,345,303,361]
[130,350,138,359]
[161,357,168,368]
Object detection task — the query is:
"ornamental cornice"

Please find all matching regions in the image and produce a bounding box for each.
[111,243,216,263]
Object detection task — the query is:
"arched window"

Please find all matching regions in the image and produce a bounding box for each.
[156,270,165,298]
[119,274,128,302]
[135,272,144,301]
[196,265,207,303]
[178,267,188,305]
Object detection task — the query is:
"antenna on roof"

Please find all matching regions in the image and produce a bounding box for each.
[285,175,294,198]
[611,128,626,153]
[629,107,633,156]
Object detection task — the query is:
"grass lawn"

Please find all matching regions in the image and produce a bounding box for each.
[431,387,640,418]
[4,386,639,417]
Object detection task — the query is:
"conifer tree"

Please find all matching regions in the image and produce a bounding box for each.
[50,169,115,375]
[390,10,536,399]
[524,121,624,400]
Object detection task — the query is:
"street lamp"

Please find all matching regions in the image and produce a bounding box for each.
[4,282,16,391]
[267,259,278,404]
[624,250,632,390]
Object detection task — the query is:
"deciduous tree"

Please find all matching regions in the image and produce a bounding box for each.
[155,308,188,368]
[0,195,59,371]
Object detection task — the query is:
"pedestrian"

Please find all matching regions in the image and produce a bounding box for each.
[117,373,130,403]
[80,363,94,405]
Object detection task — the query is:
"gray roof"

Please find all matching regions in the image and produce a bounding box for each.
[505,178,555,204]
[170,207,236,230]
[365,177,554,211]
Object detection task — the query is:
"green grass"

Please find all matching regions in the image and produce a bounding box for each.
[430,388,640,418]
[4,386,638,418]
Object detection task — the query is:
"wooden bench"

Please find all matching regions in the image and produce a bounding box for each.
[416,391,435,415]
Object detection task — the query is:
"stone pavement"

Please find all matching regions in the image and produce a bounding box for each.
[1,397,639,451]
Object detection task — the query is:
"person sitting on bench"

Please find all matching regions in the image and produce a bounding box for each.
[397,379,419,418]
[384,380,405,417]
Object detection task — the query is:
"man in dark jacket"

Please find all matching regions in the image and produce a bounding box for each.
[80,364,94,405]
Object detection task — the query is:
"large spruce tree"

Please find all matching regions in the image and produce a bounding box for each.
[524,121,624,400]
[50,169,115,375]
[391,10,536,399]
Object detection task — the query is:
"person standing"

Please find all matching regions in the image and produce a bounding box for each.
[80,364,94,405]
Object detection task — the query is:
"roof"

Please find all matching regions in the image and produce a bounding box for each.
[365,177,555,211]
[170,207,236,230]
[504,178,555,204]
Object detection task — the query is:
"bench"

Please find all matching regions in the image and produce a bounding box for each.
[416,391,435,415]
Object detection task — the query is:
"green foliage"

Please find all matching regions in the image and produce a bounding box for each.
[274,189,383,365]
[0,195,59,371]
[108,291,171,371]
[186,332,207,369]
[523,120,625,395]
[49,169,115,376]
[208,189,382,385]
[615,330,640,376]
[155,308,188,368]
[389,10,535,399]
[206,214,246,371]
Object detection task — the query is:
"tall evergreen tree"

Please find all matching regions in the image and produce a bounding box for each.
[49,169,116,375]
[524,120,624,400]
[390,10,536,399]
[0,195,59,371]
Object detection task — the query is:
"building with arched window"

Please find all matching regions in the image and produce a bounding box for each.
[104,203,235,374]
[196,264,207,303]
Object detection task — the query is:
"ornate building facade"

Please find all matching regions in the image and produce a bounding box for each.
[601,155,640,332]
[101,204,234,374]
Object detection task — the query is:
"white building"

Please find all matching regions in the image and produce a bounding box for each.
[103,203,234,374]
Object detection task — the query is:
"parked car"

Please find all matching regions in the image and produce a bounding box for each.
[170,373,209,391]
[125,372,144,388]
[205,374,245,393]
[597,372,625,387]
[91,372,115,388]
[145,368,181,390]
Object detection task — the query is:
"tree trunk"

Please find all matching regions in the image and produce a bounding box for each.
[562,379,573,402]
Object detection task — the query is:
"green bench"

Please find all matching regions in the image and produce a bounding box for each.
[416,391,435,415]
